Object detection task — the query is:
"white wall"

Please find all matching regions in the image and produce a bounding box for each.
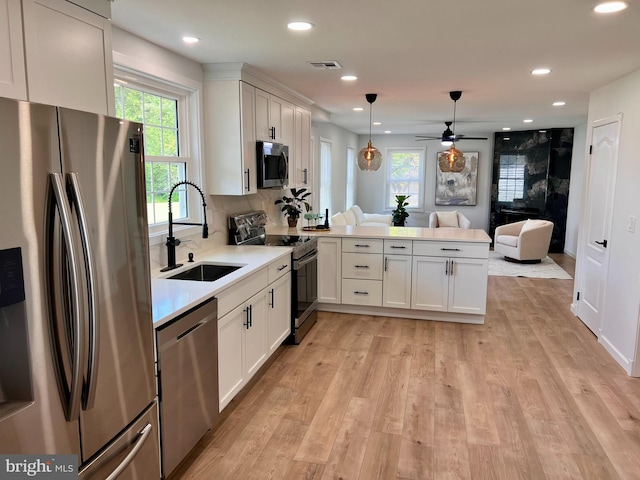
[578,68,640,375]
[564,123,587,257]
[312,122,359,217]
[355,135,494,231]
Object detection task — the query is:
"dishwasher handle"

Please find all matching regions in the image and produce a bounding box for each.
[176,321,206,341]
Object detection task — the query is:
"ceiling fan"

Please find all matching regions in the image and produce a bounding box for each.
[415,91,488,143]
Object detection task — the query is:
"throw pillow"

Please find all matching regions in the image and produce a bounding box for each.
[331,212,346,225]
[349,205,366,225]
[436,211,459,228]
[520,219,546,233]
[343,209,357,226]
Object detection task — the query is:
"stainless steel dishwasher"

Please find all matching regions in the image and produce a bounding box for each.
[156,297,219,478]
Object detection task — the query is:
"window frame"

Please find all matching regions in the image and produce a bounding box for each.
[384,147,427,212]
[497,154,527,202]
[113,68,202,243]
[345,145,356,208]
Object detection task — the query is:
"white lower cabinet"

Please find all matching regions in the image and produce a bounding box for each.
[318,237,341,303]
[218,257,292,411]
[382,254,412,309]
[267,273,291,354]
[412,256,488,314]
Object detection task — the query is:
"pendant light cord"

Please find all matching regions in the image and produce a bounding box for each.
[369,101,372,143]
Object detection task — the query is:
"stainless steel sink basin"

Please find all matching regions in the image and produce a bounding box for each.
[168,264,243,282]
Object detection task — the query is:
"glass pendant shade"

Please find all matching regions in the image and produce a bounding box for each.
[357,93,381,171]
[357,141,382,171]
[438,145,466,172]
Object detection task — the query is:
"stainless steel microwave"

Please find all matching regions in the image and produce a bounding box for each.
[257,141,289,188]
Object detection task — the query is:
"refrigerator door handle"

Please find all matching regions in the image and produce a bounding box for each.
[104,423,153,480]
[68,172,99,410]
[48,172,85,422]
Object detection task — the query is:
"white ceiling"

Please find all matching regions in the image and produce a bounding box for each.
[111,0,640,138]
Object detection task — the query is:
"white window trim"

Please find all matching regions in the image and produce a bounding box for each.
[346,145,356,209]
[319,138,332,216]
[113,67,204,245]
[384,147,426,212]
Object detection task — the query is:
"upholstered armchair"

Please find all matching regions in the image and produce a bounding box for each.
[494,219,554,262]
[429,211,471,229]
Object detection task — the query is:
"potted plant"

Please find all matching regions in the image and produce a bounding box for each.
[392,194,410,226]
[275,188,312,227]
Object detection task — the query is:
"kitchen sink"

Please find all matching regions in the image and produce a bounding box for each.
[168,263,243,282]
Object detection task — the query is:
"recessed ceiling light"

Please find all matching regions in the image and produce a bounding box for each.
[553,101,566,106]
[523,119,534,123]
[502,127,511,131]
[287,21,314,31]
[504,137,511,141]
[384,130,391,134]
[373,122,381,126]
[182,36,200,44]
[531,68,551,75]
[341,75,357,81]
[353,107,364,112]
[539,130,547,133]
[594,1,628,13]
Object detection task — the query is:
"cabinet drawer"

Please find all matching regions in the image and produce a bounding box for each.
[412,241,489,259]
[342,253,383,280]
[268,255,291,283]
[342,237,383,254]
[384,239,413,255]
[217,268,268,318]
[342,279,382,306]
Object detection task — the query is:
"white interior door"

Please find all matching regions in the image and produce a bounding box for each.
[576,116,620,335]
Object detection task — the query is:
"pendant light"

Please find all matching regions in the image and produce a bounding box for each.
[357,93,382,171]
[439,90,466,173]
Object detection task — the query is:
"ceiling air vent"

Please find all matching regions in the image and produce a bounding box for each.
[308,61,343,70]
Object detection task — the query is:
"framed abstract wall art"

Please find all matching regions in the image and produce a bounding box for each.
[435,151,479,206]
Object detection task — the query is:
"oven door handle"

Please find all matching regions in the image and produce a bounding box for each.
[293,249,318,269]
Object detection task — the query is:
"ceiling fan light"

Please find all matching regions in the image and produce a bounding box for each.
[441,140,453,147]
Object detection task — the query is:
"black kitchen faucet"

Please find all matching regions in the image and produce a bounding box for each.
[160,181,208,272]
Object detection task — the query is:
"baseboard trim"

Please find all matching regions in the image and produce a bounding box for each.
[599,334,636,376]
[318,303,485,324]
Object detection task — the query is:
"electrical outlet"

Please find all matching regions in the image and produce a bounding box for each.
[628,215,636,233]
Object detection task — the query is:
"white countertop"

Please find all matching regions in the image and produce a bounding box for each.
[151,245,292,328]
[267,225,492,243]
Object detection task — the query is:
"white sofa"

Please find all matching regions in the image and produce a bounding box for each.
[331,205,392,227]
[494,219,554,262]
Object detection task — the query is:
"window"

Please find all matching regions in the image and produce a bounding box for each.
[385,148,426,210]
[498,154,526,202]
[113,73,198,238]
[345,146,356,208]
[319,139,332,215]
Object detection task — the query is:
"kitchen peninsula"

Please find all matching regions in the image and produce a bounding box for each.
[269,224,492,324]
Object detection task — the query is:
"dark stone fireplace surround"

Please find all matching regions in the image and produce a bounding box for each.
[490,128,574,253]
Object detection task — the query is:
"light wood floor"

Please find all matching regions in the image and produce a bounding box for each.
[172,254,640,479]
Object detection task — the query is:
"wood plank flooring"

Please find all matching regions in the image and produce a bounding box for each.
[171,254,640,480]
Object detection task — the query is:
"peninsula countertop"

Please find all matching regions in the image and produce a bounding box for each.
[151,245,292,328]
[266,225,492,243]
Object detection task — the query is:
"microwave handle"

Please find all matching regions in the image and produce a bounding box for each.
[280,152,289,184]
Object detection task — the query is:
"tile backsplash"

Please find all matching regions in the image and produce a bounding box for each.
[149,189,292,270]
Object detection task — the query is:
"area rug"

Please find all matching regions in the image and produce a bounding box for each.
[488,251,572,279]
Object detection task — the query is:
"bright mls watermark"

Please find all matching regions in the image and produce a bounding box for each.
[0,455,77,479]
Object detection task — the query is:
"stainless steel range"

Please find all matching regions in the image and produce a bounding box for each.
[229,212,318,343]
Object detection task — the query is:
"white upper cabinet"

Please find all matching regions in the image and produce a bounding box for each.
[0,0,27,100]
[22,0,114,115]
[294,106,312,188]
[203,64,312,195]
[204,80,257,195]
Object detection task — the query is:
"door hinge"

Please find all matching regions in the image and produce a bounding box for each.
[577,292,580,301]
[589,145,593,154]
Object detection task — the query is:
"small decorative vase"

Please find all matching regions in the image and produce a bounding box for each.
[287,217,298,228]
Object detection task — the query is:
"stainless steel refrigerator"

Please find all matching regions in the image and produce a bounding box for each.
[0,97,160,479]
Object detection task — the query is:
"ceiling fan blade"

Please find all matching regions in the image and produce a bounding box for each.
[455,136,488,140]
[414,135,441,139]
